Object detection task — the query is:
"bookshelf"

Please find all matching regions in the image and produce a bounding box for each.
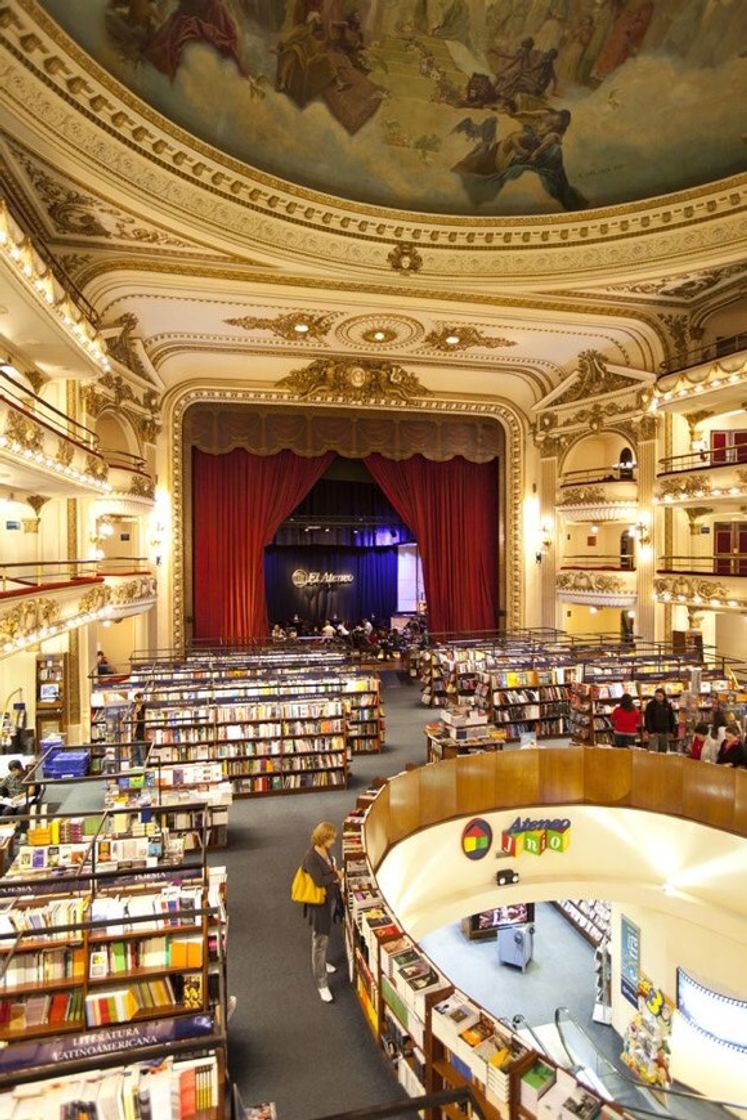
[552,899,610,947]
[35,652,68,743]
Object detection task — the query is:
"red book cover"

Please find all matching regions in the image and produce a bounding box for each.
[179,1066,197,1120]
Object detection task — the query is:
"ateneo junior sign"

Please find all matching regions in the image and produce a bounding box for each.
[291,569,354,588]
[500,815,572,856]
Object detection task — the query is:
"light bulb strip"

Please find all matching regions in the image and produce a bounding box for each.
[0,429,111,493]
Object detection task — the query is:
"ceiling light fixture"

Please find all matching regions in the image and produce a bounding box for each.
[373,331,386,341]
[446,334,460,346]
[294,323,310,334]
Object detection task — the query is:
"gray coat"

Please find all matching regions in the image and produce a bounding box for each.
[302,847,340,935]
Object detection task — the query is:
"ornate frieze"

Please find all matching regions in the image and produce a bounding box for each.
[85,452,108,482]
[655,476,711,502]
[558,486,606,507]
[551,350,638,406]
[277,358,430,404]
[4,409,43,452]
[556,572,624,593]
[224,311,334,342]
[0,598,60,645]
[128,473,155,500]
[653,575,739,608]
[424,326,516,352]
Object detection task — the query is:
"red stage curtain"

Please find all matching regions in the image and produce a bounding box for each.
[366,454,498,635]
[193,448,333,641]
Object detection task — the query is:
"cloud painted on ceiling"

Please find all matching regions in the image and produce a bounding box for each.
[40,0,747,217]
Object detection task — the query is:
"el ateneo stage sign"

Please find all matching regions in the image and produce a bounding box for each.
[291,569,354,588]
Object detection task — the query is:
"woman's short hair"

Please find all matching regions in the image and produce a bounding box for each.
[694,722,709,736]
[724,723,741,739]
[311,821,337,847]
[620,693,635,711]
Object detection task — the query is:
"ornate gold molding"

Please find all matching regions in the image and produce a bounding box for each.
[656,476,711,501]
[387,243,423,274]
[424,326,516,352]
[685,507,713,534]
[128,472,155,500]
[0,598,60,644]
[4,409,43,452]
[550,350,639,407]
[277,358,430,404]
[2,7,746,278]
[166,385,525,648]
[558,486,607,506]
[654,575,735,605]
[556,572,624,593]
[224,311,334,342]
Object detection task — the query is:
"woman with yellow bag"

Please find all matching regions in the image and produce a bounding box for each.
[296,820,343,1002]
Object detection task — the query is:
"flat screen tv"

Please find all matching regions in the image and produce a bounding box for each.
[475,903,535,931]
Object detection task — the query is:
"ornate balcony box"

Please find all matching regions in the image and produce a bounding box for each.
[654,570,747,613]
[556,479,638,523]
[655,453,747,509]
[556,568,637,607]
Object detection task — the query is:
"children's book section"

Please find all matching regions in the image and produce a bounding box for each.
[0,646,384,1118]
[342,793,626,1120]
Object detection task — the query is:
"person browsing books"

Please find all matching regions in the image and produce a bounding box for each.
[609,693,640,748]
[0,760,26,815]
[643,689,676,753]
[687,722,710,761]
[302,820,343,1003]
[716,724,747,768]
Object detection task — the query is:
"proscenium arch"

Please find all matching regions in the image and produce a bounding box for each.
[163,384,527,652]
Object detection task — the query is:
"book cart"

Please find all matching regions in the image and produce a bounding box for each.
[342,795,632,1120]
[0,807,229,1118]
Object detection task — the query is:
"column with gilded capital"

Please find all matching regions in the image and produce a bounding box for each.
[636,420,658,640]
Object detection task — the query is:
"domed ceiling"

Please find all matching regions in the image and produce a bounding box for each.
[39,1,747,216]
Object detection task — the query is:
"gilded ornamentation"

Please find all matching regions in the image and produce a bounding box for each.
[55,438,74,467]
[85,452,108,481]
[686,410,714,439]
[22,519,39,534]
[25,370,48,394]
[79,586,110,613]
[104,313,151,382]
[4,409,43,453]
[660,312,694,364]
[606,265,746,300]
[278,358,430,403]
[424,325,516,351]
[556,572,624,593]
[134,413,161,445]
[558,486,606,506]
[0,599,61,645]
[632,414,658,441]
[656,476,711,500]
[224,311,334,342]
[25,495,49,517]
[109,576,157,605]
[100,372,136,406]
[129,473,155,500]
[550,351,639,407]
[387,243,423,275]
[80,384,108,418]
[654,576,731,602]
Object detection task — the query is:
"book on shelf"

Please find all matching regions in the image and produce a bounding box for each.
[521,1059,557,1109]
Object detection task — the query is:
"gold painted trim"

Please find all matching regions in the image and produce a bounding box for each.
[165,384,524,648]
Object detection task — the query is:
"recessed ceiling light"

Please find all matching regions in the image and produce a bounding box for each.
[294,323,309,333]
[446,334,460,345]
[373,331,386,341]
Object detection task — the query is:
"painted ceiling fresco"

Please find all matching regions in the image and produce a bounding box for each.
[40,0,747,216]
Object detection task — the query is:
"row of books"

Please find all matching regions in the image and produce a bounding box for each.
[0,1054,221,1120]
[89,932,203,976]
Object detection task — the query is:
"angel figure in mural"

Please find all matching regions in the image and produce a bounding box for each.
[452,107,587,211]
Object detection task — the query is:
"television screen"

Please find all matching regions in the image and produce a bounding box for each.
[475,903,534,931]
[39,683,60,703]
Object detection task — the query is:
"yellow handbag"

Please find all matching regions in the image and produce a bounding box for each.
[291,865,326,905]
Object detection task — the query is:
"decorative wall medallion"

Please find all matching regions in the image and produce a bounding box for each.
[100,372,135,406]
[424,326,516,352]
[278,358,430,403]
[55,438,75,467]
[224,311,334,342]
[335,314,424,350]
[85,452,108,482]
[387,243,422,275]
[129,473,155,500]
[80,384,108,418]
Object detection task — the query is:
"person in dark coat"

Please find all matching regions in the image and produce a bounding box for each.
[302,820,343,1002]
[716,724,747,769]
[643,688,676,753]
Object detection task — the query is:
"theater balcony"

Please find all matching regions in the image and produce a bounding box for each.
[654,554,747,613]
[0,558,156,659]
[556,466,639,523]
[654,448,747,510]
[99,448,155,514]
[0,365,109,496]
[556,566,637,609]
[650,334,747,416]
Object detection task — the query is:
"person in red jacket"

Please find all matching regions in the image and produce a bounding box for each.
[717,724,747,768]
[687,722,710,761]
[610,693,640,748]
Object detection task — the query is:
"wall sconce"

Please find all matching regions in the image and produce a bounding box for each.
[150,522,165,566]
[627,521,651,546]
[535,523,553,564]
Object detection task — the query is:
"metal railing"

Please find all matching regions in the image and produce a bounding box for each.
[0,366,99,451]
[659,332,747,375]
[0,557,151,594]
[657,554,747,576]
[559,466,638,486]
[560,554,636,570]
[658,448,747,474]
[100,445,147,472]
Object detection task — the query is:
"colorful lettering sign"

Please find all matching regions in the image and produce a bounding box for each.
[500,815,571,857]
[461,818,492,861]
[621,915,641,1006]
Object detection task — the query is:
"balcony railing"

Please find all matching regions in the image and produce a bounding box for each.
[559,465,637,486]
[659,331,747,375]
[658,448,747,474]
[0,558,151,596]
[101,446,146,472]
[0,366,99,451]
[561,554,636,571]
[658,554,747,576]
